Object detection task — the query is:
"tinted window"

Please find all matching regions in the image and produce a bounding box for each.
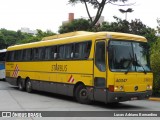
[95,41,106,71]
[33,48,39,60]
[22,49,32,61]
[0,52,6,61]
[65,44,73,59]
[6,51,14,61]
[10,51,14,61]
[74,41,91,59]
[108,40,151,72]
[14,50,22,61]
[45,46,57,60]
[38,47,45,60]
[109,41,133,71]
[58,45,65,59]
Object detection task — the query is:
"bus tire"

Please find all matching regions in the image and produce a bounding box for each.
[18,78,25,91]
[75,84,91,104]
[25,79,32,93]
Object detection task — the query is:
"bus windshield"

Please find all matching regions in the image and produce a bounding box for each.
[108,40,151,72]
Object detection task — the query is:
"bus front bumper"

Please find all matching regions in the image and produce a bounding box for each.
[107,90,152,103]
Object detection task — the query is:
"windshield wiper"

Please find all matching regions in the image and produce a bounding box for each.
[134,54,147,74]
[125,53,133,74]
[124,60,132,74]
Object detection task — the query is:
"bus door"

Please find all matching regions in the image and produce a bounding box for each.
[93,40,107,102]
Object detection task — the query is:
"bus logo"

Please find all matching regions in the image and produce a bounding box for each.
[68,75,75,83]
[12,64,19,77]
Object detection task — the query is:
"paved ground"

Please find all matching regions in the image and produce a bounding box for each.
[0,80,160,120]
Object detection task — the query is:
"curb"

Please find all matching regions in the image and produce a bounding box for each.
[149,97,160,101]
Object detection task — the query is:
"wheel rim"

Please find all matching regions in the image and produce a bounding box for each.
[79,89,88,100]
[26,81,31,91]
[18,81,22,89]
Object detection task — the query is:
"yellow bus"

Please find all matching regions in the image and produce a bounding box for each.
[6,31,153,104]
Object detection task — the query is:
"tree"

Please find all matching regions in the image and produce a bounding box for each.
[58,18,90,33]
[157,18,160,34]
[150,19,160,96]
[0,32,6,49]
[0,29,18,47]
[97,16,130,32]
[19,29,56,44]
[97,16,157,45]
[68,0,131,27]
[36,29,56,38]
[0,29,56,46]
[150,37,160,96]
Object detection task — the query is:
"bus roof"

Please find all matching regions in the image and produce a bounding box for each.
[0,49,7,53]
[7,31,147,51]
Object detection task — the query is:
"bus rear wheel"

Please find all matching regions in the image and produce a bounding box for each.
[18,78,25,91]
[75,84,91,104]
[25,79,32,93]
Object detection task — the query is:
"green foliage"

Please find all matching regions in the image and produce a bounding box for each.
[0,28,56,48]
[0,29,19,48]
[58,18,90,33]
[150,37,160,96]
[0,32,7,49]
[19,29,56,44]
[157,18,160,34]
[58,16,157,46]
[97,16,157,45]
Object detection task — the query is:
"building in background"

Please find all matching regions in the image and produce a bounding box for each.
[62,13,75,25]
[20,27,37,35]
[62,13,104,25]
[91,16,104,25]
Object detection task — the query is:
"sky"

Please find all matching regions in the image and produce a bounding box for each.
[0,0,159,33]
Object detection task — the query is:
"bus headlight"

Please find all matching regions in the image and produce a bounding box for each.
[114,86,118,91]
[114,86,124,91]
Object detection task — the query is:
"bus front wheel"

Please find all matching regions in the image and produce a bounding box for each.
[25,79,32,93]
[75,84,91,104]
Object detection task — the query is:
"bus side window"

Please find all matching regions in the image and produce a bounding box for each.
[65,44,73,59]
[14,50,22,61]
[14,51,18,61]
[95,41,106,72]
[44,47,50,60]
[27,49,32,61]
[22,50,27,61]
[6,52,9,61]
[6,51,14,61]
[58,45,65,59]
[50,46,57,60]
[10,51,14,61]
[45,46,57,60]
[74,43,80,59]
[86,41,92,58]
[39,47,45,60]
[74,41,91,59]
[22,49,32,61]
[33,48,39,60]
